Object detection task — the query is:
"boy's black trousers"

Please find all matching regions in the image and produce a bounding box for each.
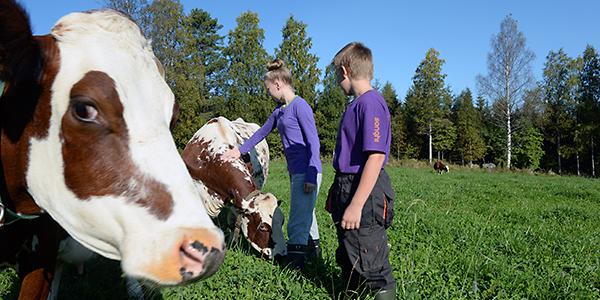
[327,169,396,292]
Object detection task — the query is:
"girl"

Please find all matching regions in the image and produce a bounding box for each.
[222,59,322,269]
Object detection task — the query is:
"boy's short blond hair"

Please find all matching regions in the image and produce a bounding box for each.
[332,42,373,80]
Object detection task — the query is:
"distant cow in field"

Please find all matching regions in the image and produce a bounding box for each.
[433,161,450,174]
[182,117,284,259]
[0,2,225,299]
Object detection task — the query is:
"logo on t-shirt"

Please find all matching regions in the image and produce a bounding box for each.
[373,117,381,143]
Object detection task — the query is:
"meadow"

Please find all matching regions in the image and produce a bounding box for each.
[1,161,599,299]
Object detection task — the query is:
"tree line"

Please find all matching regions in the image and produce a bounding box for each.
[105,1,600,176]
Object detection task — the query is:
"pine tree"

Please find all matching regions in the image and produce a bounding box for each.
[274,16,320,106]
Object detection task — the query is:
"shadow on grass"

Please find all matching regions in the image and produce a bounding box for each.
[56,256,163,300]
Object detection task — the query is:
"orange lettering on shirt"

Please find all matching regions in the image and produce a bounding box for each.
[373,117,381,143]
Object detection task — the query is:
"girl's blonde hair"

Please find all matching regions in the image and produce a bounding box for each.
[265,59,293,85]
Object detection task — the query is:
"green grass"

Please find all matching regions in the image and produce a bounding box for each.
[1,161,599,299]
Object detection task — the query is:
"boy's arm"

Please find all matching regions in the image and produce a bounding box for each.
[341,152,385,230]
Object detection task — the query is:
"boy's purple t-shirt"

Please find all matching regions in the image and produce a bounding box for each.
[333,89,391,174]
[239,96,322,184]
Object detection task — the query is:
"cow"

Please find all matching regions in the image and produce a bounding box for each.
[182,117,285,259]
[0,1,225,299]
[433,160,450,174]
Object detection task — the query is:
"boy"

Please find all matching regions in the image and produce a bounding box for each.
[326,42,396,300]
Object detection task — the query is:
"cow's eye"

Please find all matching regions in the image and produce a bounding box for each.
[258,223,269,232]
[72,101,98,123]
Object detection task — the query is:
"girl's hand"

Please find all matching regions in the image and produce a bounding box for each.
[303,182,316,193]
[221,147,241,162]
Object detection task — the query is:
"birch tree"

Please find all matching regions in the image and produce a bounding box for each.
[477,15,535,169]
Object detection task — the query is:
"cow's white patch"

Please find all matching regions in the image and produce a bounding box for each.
[26,10,222,276]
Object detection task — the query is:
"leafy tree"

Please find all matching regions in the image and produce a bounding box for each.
[105,0,208,149]
[314,65,347,157]
[578,45,600,176]
[274,16,320,106]
[220,12,279,155]
[146,0,212,149]
[513,123,544,169]
[542,49,579,174]
[520,85,545,129]
[477,15,535,169]
[432,118,455,160]
[221,12,271,120]
[404,48,451,163]
[454,89,485,165]
[103,0,149,33]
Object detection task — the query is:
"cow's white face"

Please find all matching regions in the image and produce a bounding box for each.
[239,191,279,257]
[23,10,224,285]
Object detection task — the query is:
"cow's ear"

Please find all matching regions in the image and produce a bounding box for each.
[0,0,40,83]
[169,100,180,132]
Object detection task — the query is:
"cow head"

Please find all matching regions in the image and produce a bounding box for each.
[0,1,224,285]
[238,191,281,257]
[182,117,283,258]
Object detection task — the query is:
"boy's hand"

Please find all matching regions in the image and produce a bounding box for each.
[221,147,241,162]
[341,203,362,230]
[303,182,316,193]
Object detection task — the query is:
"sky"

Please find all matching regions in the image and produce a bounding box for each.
[20,0,600,102]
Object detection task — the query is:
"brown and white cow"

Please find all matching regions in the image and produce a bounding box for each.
[182,117,284,258]
[433,160,450,174]
[0,1,224,298]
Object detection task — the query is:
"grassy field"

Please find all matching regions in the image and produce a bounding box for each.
[1,161,599,299]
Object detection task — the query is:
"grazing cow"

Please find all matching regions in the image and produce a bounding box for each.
[182,117,284,258]
[433,160,450,174]
[0,2,225,299]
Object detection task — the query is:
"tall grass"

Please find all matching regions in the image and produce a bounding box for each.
[1,161,599,299]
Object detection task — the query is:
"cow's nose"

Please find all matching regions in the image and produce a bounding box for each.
[178,236,226,283]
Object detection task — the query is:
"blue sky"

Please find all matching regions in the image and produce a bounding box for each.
[21,0,600,101]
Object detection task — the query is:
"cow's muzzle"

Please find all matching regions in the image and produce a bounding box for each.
[178,238,226,282]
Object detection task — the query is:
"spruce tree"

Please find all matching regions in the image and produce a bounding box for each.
[314,65,347,157]
[454,89,485,166]
[274,16,320,106]
[381,82,407,160]
[404,48,451,163]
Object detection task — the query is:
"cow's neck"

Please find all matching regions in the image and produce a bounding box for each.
[0,104,45,216]
[0,35,58,217]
